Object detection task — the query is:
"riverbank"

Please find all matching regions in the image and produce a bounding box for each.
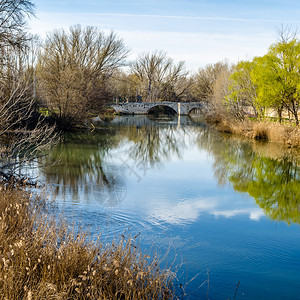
[205,112,300,148]
[98,106,117,121]
[0,185,174,299]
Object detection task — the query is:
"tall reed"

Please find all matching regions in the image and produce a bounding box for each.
[205,112,300,148]
[0,185,174,299]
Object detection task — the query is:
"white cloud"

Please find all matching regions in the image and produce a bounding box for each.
[150,198,217,225]
[249,210,265,221]
[213,209,264,221]
[149,197,265,225]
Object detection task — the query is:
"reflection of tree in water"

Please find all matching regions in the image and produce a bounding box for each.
[41,131,127,206]
[40,122,188,206]
[196,128,300,224]
[119,124,187,167]
[41,118,300,222]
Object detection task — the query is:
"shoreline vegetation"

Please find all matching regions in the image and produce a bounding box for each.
[205,111,300,148]
[0,185,175,299]
[0,2,176,298]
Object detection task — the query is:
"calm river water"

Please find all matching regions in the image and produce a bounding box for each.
[38,115,300,299]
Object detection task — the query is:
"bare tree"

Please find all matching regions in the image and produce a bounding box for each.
[276,24,297,44]
[37,25,129,129]
[130,51,189,102]
[212,66,243,119]
[0,0,57,184]
[0,0,34,49]
[0,85,57,184]
[192,61,229,103]
[108,70,140,102]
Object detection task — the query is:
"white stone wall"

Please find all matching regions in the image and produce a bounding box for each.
[111,102,203,115]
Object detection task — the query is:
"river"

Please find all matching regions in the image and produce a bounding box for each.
[37,115,300,299]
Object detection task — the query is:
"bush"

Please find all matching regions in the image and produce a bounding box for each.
[252,122,269,140]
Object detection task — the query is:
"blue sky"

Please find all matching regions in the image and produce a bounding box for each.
[28,0,300,71]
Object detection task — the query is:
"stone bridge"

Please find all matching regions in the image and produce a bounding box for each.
[110,102,204,115]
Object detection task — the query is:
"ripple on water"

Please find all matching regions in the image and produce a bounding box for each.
[40,116,300,300]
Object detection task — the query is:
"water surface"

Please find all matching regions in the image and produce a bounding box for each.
[38,115,300,299]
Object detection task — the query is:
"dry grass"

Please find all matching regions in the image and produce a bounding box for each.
[206,112,300,148]
[0,185,174,299]
[250,122,300,147]
[252,122,270,140]
[205,112,234,133]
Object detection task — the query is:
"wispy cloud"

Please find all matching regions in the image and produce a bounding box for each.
[27,6,284,70]
[28,0,300,70]
[34,11,289,24]
[82,12,282,23]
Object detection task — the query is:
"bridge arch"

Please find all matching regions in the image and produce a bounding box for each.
[187,107,203,115]
[146,104,178,115]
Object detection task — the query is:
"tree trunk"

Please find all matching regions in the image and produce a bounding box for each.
[277,106,283,123]
[290,99,299,125]
[294,111,299,125]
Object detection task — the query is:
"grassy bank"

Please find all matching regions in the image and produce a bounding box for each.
[0,185,174,299]
[206,112,300,148]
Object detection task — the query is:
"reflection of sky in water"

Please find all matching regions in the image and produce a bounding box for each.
[38,117,300,300]
[108,140,265,226]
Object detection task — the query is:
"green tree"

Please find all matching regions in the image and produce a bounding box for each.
[229,154,300,224]
[252,39,300,124]
[226,60,261,119]
[198,130,300,225]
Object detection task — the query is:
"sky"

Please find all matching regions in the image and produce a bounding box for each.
[28,0,300,72]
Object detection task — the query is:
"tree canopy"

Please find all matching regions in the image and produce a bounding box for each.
[36,25,128,129]
[130,51,190,103]
[227,35,300,124]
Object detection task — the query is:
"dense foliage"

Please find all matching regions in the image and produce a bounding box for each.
[227,35,300,124]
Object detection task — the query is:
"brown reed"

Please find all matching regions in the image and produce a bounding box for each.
[0,185,174,299]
